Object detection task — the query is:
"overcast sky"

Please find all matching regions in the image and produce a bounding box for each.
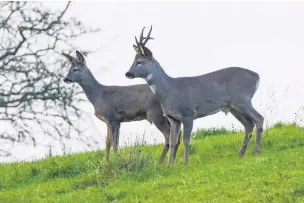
[5,1,304,162]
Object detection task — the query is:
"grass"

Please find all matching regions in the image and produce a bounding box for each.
[1,123,304,202]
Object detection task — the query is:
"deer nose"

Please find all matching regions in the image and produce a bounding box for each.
[63,78,72,83]
[125,72,135,79]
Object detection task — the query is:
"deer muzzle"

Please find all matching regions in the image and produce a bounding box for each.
[63,78,73,84]
[125,72,135,79]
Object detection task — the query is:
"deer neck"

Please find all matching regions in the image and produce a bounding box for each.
[144,60,173,102]
[78,69,103,105]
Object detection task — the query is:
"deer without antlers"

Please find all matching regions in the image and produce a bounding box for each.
[62,51,180,163]
[125,26,264,166]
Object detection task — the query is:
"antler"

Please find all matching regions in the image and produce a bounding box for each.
[134,26,154,47]
[139,27,145,45]
[133,25,154,56]
[142,25,153,46]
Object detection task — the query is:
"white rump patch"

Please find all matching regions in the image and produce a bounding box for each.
[149,84,156,94]
[255,80,260,90]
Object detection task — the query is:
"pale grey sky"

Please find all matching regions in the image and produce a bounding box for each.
[4,1,304,162]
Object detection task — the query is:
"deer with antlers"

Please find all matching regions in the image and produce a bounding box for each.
[125,26,264,166]
[62,51,181,163]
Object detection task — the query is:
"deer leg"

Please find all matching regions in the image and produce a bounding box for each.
[147,110,171,164]
[230,108,254,157]
[232,102,264,155]
[157,126,180,164]
[182,118,193,166]
[245,108,264,155]
[173,131,182,160]
[109,122,120,156]
[155,119,170,164]
[105,125,112,162]
[168,119,181,167]
[158,139,169,164]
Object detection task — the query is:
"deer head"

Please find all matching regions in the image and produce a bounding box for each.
[125,26,157,79]
[62,51,87,84]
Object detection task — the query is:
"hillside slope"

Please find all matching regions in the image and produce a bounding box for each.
[1,123,304,203]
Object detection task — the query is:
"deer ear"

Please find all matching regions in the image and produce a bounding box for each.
[62,53,74,64]
[76,51,86,64]
[139,45,145,56]
[133,44,139,53]
[133,44,145,55]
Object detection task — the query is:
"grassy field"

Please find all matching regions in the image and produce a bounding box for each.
[1,123,304,203]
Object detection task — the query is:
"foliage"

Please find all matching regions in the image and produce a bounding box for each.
[191,127,234,140]
[0,123,304,202]
[0,2,98,156]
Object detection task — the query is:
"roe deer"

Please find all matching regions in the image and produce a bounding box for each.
[63,51,180,163]
[125,26,264,166]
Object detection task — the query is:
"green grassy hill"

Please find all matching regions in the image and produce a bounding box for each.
[1,123,304,203]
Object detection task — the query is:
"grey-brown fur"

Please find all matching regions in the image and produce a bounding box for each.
[126,27,264,166]
[63,51,179,163]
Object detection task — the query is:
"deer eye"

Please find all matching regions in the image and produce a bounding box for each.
[136,60,143,65]
[73,68,78,72]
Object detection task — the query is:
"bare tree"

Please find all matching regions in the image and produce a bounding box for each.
[0,2,99,157]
